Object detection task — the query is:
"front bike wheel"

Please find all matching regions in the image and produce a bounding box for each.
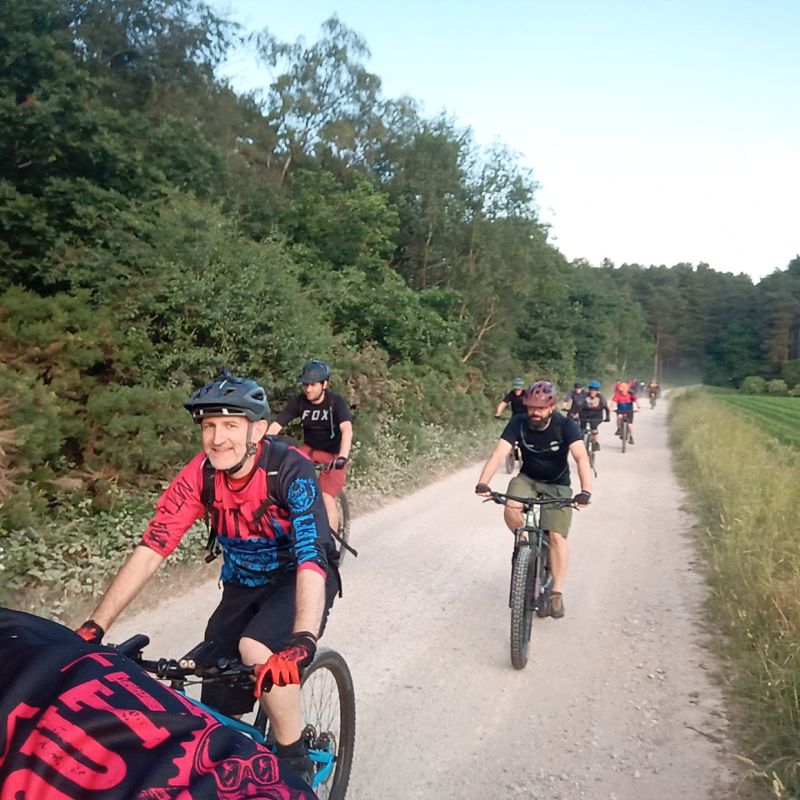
[254,648,356,800]
[510,547,534,670]
[621,420,628,453]
[334,491,351,564]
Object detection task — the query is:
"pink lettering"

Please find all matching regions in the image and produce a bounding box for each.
[21,706,126,789]
[61,676,170,749]
[0,768,73,800]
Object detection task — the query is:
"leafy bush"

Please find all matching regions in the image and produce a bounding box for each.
[789,384,800,398]
[767,379,789,396]
[740,376,766,394]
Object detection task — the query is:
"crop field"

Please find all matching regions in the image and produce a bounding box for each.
[716,394,800,450]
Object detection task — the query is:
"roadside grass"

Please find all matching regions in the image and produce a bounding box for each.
[670,391,800,797]
[2,418,496,626]
[716,395,800,451]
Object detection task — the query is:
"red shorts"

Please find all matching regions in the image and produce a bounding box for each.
[301,445,348,497]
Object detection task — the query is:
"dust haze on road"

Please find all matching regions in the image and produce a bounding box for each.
[114,396,740,799]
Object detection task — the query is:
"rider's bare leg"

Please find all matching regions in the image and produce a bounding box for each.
[549,531,569,593]
[322,492,338,533]
[239,636,302,745]
[503,499,524,534]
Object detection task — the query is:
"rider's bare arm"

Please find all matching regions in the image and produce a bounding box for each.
[266,421,283,435]
[293,568,326,637]
[495,401,508,416]
[568,441,593,505]
[338,420,353,460]
[477,439,514,493]
[89,545,165,631]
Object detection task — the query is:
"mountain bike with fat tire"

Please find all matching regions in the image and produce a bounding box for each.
[487,491,574,670]
[113,634,356,800]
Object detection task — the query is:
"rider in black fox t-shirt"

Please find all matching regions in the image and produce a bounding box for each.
[0,607,315,799]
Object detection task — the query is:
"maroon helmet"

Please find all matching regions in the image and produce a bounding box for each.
[522,381,558,408]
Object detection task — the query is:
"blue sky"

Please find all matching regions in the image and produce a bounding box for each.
[211,0,800,280]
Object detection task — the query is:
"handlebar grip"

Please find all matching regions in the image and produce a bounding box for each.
[114,634,150,659]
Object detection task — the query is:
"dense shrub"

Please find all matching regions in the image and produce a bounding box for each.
[767,379,789,396]
[740,376,766,394]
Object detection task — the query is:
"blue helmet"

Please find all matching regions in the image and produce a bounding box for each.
[184,369,270,423]
[588,380,601,390]
[298,360,331,384]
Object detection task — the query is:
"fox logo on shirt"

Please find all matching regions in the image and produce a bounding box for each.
[301,409,330,422]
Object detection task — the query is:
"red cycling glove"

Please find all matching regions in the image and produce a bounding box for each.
[76,619,105,643]
[253,632,317,697]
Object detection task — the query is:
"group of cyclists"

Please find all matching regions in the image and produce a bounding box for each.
[3,359,662,797]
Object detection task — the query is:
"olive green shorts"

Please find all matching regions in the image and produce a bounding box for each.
[506,474,573,538]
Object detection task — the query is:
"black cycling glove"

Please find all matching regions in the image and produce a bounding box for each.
[572,491,592,506]
[76,620,105,643]
[332,456,348,470]
[475,483,492,495]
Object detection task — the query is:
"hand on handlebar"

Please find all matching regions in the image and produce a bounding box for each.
[253,632,317,696]
[572,491,591,508]
[475,482,492,497]
[76,619,105,643]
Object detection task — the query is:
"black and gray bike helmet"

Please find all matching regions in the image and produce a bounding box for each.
[184,369,270,423]
[512,378,525,390]
[298,360,331,384]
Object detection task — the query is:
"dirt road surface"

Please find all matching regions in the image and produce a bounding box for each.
[114,397,739,799]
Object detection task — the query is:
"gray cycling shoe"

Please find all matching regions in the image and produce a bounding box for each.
[550,592,565,619]
[284,753,315,787]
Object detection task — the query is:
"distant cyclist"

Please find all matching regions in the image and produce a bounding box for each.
[562,381,587,419]
[2,607,316,799]
[611,381,641,445]
[578,381,610,451]
[496,378,527,417]
[647,378,661,406]
[267,360,353,537]
[475,381,593,619]
[76,370,339,783]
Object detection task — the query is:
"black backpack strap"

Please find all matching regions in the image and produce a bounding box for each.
[201,457,221,563]
[252,438,289,523]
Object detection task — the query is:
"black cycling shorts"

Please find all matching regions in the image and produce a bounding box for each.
[201,569,338,716]
[616,409,635,423]
[578,416,604,433]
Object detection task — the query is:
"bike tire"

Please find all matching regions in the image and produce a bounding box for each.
[334,491,351,564]
[535,548,552,618]
[254,648,356,800]
[621,420,627,453]
[510,547,534,670]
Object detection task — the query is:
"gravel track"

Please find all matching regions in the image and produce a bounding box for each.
[113,397,739,799]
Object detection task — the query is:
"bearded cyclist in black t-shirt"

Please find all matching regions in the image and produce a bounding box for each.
[496,378,527,417]
[267,361,353,535]
[475,381,593,619]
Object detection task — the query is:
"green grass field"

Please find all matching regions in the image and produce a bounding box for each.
[716,394,800,450]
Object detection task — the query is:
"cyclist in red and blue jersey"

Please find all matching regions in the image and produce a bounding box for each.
[76,370,338,784]
[611,381,641,445]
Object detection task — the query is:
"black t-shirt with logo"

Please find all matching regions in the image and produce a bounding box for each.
[0,607,315,799]
[503,391,527,417]
[501,413,582,485]
[276,390,353,453]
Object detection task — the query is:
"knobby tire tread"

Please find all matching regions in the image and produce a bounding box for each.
[510,547,533,670]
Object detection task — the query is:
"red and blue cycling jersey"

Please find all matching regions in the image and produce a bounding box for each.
[612,391,636,413]
[141,440,334,587]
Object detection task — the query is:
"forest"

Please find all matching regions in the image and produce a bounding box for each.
[1,0,799,541]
